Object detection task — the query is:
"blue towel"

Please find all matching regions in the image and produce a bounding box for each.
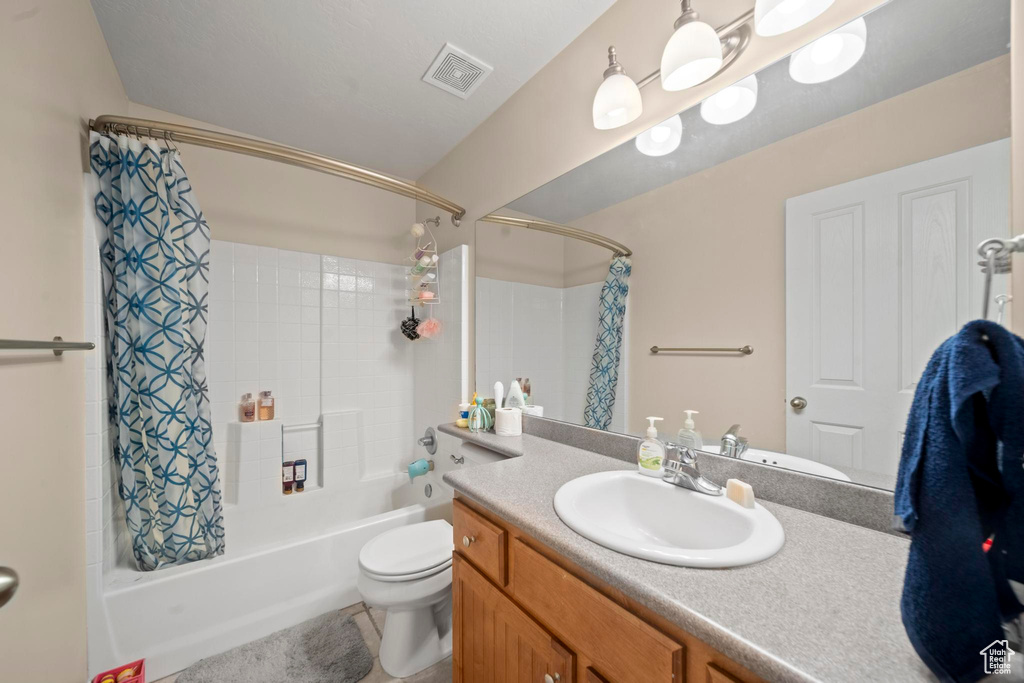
[895,320,1024,682]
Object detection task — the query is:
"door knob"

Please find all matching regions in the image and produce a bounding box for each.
[463,535,475,547]
[790,396,807,410]
[0,567,19,609]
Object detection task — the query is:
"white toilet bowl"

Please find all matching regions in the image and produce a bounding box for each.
[357,519,454,677]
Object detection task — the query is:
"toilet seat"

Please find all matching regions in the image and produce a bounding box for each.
[357,519,455,678]
[361,557,452,582]
[358,519,454,583]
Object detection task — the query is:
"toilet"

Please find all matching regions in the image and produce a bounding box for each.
[357,518,455,677]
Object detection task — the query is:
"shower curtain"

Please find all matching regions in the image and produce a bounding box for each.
[584,256,632,430]
[90,132,225,570]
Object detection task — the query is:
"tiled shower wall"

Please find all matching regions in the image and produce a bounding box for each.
[476,277,627,433]
[206,240,416,487]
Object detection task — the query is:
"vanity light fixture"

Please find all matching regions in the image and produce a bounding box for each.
[700,74,758,125]
[592,46,644,130]
[591,1,752,130]
[754,0,836,37]
[661,0,723,91]
[635,114,683,156]
[788,16,867,84]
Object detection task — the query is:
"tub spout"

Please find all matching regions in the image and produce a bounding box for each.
[406,458,434,482]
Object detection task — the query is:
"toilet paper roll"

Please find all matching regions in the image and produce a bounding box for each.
[521,405,544,417]
[494,407,523,436]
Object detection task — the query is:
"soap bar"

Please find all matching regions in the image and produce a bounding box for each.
[726,479,755,509]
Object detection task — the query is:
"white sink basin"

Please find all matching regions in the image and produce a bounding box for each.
[553,470,784,568]
[700,445,851,482]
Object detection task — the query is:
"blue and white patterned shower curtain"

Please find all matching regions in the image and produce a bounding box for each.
[584,256,632,430]
[90,132,225,570]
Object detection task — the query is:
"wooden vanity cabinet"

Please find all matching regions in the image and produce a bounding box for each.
[452,497,765,683]
[453,553,574,682]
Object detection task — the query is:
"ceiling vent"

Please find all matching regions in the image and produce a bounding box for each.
[422,43,493,99]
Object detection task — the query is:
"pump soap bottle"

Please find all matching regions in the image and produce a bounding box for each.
[637,417,667,478]
[676,410,704,450]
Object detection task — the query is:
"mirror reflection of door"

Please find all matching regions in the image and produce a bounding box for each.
[785,139,1010,484]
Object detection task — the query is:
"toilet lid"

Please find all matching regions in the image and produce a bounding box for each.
[359,519,454,577]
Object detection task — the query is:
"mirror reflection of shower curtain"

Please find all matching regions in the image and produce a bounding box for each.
[583,256,631,430]
[90,132,225,570]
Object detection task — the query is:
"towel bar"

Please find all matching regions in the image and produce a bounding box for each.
[650,345,753,355]
[0,337,96,356]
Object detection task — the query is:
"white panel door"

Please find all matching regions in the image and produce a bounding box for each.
[786,139,1009,479]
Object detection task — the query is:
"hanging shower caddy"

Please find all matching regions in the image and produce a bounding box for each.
[408,216,440,307]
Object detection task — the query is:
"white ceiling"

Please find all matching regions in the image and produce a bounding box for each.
[90,0,615,179]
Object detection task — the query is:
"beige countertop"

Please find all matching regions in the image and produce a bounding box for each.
[440,423,933,683]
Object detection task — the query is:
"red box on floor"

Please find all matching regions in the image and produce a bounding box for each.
[92,659,145,683]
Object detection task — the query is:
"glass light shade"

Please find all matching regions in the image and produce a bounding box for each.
[788,17,867,84]
[592,73,643,130]
[700,74,758,125]
[660,20,723,91]
[635,115,683,157]
[754,0,836,37]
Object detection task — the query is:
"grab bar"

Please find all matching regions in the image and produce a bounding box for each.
[651,345,753,355]
[282,420,321,433]
[0,337,96,356]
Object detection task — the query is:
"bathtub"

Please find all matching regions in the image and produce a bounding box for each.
[90,470,451,680]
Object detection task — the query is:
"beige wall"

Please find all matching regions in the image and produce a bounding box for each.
[475,209,568,288]
[566,56,1011,447]
[419,0,891,249]
[0,0,127,680]
[128,103,416,264]
[1014,2,1024,336]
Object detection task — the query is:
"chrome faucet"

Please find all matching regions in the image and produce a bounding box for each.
[662,443,723,496]
[720,424,748,459]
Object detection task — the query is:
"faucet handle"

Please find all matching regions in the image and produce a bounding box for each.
[723,424,742,439]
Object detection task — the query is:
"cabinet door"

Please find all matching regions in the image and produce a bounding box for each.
[454,553,574,683]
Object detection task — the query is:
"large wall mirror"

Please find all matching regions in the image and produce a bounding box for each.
[475,0,1012,491]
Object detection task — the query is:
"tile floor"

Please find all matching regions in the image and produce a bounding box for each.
[153,602,452,683]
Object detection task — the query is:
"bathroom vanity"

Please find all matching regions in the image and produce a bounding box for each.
[453,495,761,682]
[442,424,934,683]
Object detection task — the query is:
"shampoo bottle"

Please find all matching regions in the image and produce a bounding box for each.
[676,410,703,450]
[505,380,527,410]
[637,417,667,478]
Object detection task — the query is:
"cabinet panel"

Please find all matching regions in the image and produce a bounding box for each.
[706,663,743,683]
[511,539,684,682]
[454,552,574,683]
[455,498,509,586]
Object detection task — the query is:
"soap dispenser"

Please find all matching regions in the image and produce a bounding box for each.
[637,417,667,478]
[676,410,704,450]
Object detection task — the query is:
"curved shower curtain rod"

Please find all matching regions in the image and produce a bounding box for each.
[479,214,632,257]
[89,115,466,226]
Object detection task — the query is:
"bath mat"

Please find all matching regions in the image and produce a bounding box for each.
[175,610,373,683]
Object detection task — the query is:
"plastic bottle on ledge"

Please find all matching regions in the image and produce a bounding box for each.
[258,390,275,421]
[239,393,256,422]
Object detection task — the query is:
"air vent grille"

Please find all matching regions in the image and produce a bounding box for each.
[422,43,493,99]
